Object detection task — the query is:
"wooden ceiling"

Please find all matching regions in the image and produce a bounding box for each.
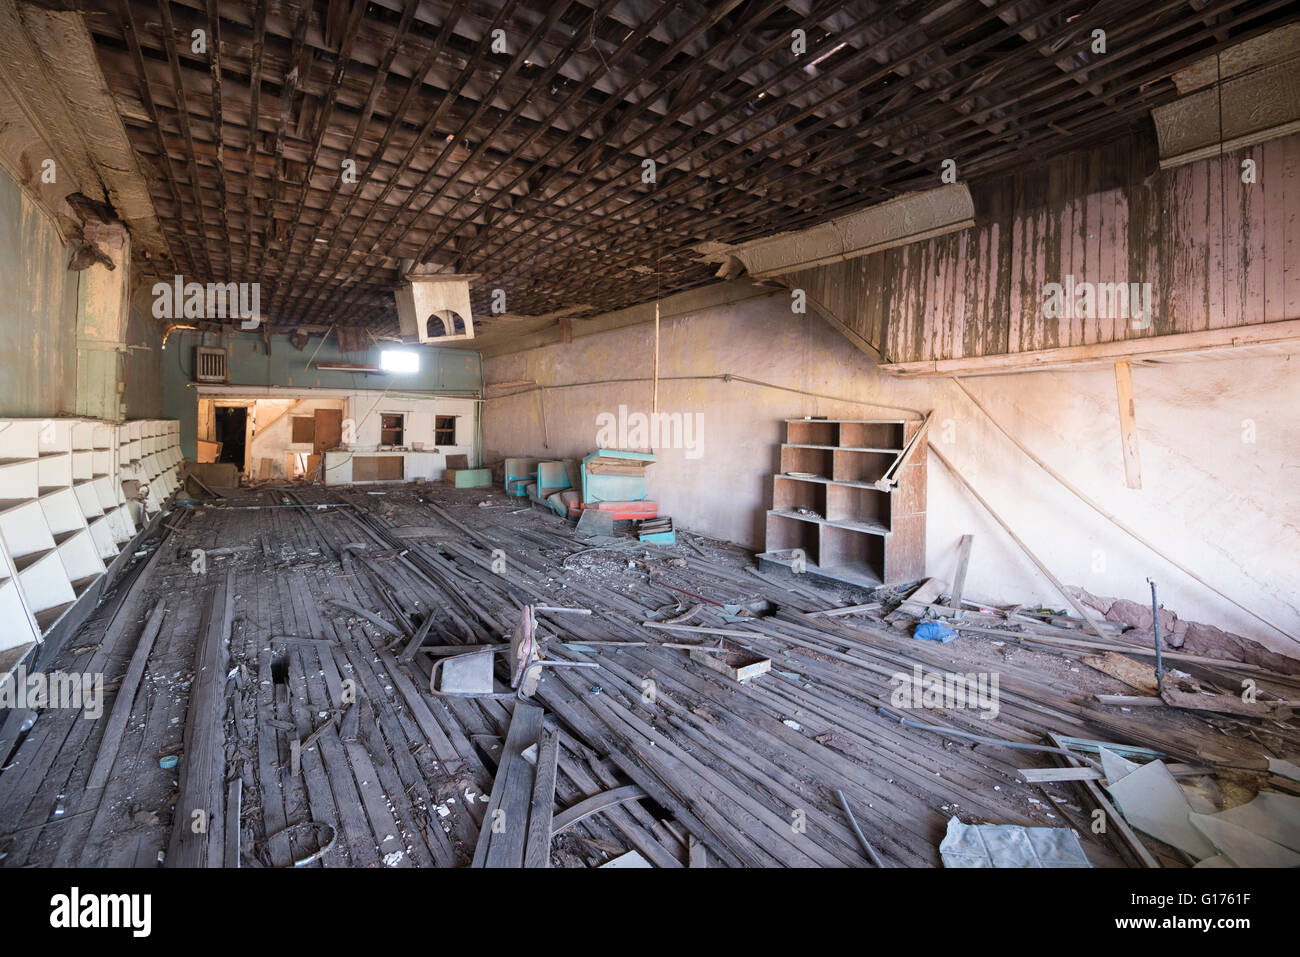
[78,0,1296,339]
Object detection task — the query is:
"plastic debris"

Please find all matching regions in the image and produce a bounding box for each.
[913,621,957,643]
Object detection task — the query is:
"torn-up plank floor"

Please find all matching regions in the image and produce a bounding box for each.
[2,483,1296,868]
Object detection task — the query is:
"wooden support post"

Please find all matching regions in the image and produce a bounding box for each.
[1114,360,1141,489]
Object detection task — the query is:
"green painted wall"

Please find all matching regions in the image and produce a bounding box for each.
[161,330,482,458]
[122,305,163,419]
[0,167,80,417]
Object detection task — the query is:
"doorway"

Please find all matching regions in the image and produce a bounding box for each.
[214,406,248,470]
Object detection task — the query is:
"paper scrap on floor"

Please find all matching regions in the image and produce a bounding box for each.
[939,816,1092,868]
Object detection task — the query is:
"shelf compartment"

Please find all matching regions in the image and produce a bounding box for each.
[17,548,75,615]
[0,420,42,460]
[772,475,828,517]
[56,528,104,583]
[0,459,39,501]
[40,487,86,536]
[71,450,93,481]
[72,420,96,451]
[0,500,56,560]
[108,504,136,543]
[819,525,886,586]
[838,421,906,450]
[0,578,39,653]
[87,515,119,560]
[826,483,892,530]
[39,420,74,454]
[785,420,838,446]
[73,481,105,520]
[832,449,896,484]
[780,445,834,480]
[764,512,821,567]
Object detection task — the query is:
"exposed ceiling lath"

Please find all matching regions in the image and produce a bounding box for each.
[76,0,1298,342]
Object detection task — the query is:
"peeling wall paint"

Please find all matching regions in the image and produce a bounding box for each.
[0,166,79,417]
[483,295,1300,658]
[788,132,1300,364]
[122,305,163,418]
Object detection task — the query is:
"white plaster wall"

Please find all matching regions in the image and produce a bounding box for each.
[482,293,1300,657]
[246,397,347,480]
[345,392,475,458]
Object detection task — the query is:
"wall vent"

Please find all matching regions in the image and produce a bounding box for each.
[194,346,228,383]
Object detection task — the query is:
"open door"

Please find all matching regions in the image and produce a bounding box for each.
[214,406,248,471]
[307,408,343,483]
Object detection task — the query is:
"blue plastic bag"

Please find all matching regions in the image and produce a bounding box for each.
[913,621,957,643]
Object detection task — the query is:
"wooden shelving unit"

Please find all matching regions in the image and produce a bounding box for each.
[0,417,182,673]
[759,418,926,589]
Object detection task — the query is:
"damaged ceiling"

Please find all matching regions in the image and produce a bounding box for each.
[70,0,1298,342]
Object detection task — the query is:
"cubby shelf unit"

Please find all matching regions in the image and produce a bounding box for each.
[0,418,182,673]
[758,418,926,589]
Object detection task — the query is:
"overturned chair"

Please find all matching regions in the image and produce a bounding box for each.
[428,603,596,700]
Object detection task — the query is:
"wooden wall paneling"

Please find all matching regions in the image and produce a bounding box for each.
[1241,144,1267,328]
[1223,144,1248,329]
[1261,136,1288,322]
[1285,133,1300,320]
[1085,150,1105,347]
[1008,190,1026,355]
[1052,154,1075,349]
[950,231,968,360]
[1206,145,1229,331]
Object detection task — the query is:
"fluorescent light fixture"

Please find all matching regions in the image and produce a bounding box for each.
[380,350,420,374]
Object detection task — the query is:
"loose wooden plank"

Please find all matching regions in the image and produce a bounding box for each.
[166,571,232,868]
[474,701,544,868]
[523,720,561,868]
[551,784,649,836]
[84,601,168,791]
[949,535,974,620]
[1081,652,1161,694]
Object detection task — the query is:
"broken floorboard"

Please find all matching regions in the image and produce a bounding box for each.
[2,483,1294,868]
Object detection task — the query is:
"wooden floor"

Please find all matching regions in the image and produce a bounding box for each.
[1,483,1296,868]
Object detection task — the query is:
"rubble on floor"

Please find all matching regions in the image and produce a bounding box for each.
[1,483,1296,869]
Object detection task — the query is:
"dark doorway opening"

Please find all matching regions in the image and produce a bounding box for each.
[215,406,248,469]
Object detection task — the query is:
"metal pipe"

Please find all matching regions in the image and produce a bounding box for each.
[876,708,1104,771]
[1148,578,1165,696]
[835,789,884,867]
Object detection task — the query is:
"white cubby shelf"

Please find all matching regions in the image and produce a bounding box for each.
[0,417,182,675]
